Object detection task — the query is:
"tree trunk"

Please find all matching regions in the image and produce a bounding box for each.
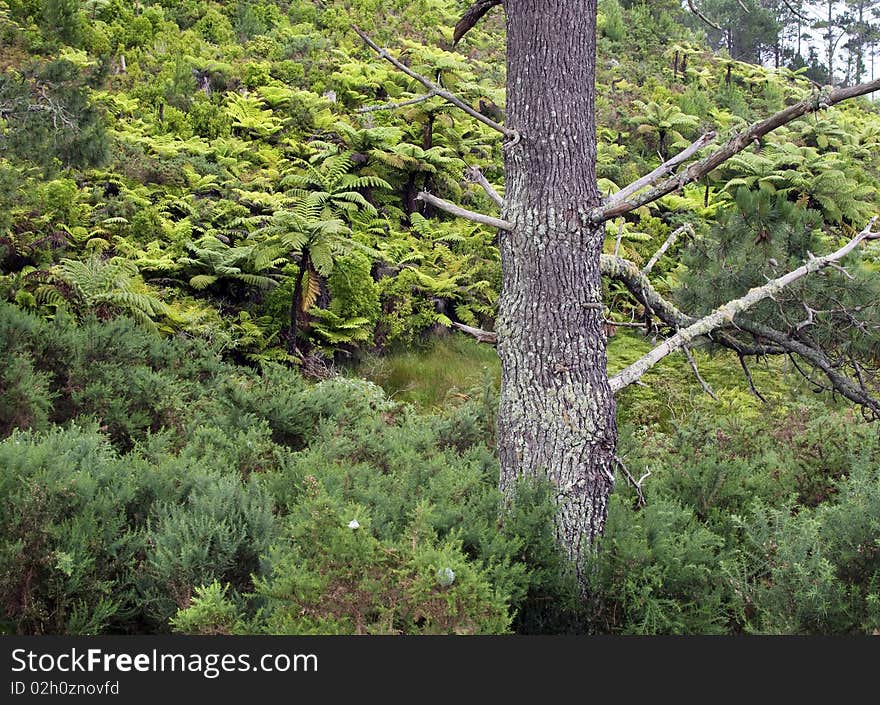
[287,248,308,354]
[497,0,616,578]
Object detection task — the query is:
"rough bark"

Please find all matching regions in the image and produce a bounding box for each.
[497,0,616,572]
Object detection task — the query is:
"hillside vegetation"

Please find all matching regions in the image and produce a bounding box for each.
[2,0,880,634]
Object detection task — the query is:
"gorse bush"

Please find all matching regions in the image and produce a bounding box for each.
[0,305,564,634]
[3,305,879,634]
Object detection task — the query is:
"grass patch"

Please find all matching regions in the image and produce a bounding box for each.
[354,334,501,409]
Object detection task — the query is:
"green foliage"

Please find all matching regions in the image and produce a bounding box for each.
[144,468,276,624]
[0,305,550,635]
[2,0,880,638]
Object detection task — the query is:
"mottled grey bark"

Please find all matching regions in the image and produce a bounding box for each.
[497,0,616,572]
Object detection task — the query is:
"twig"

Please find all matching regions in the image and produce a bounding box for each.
[603,319,649,329]
[613,219,625,257]
[780,0,811,22]
[352,25,519,143]
[738,354,767,403]
[415,191,513,230]
[641,224,692,275]
[614,455,649,508]
[684,345,718,399]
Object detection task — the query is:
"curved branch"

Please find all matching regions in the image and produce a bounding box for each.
[594,77,880,222]
[687,0,722,30]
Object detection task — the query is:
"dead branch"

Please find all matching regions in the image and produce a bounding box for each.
[356,91,438,113]
[614,455,649,508]
[780,0,811,22]
[600,255,691,327]
[453,0,503,46]
[604,133,716,209]
[641,224,693,275]
[594,77,880,222]
[453,321,498,344]
[464,165,504,208]
[687,0,722,30]
[684,345,718,399]
[738,353,768,402]
[352,25,518,142]
[415,191,513,230]
[613,219,625,257]
[608,217,880,393]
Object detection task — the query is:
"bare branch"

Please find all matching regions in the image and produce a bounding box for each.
[613,219,625,258]
[780,0,811,22]
[601,253,785,356]
[464,165,504,208]
[453,0,503,46]
[738,353,768,402]
[687,0,722,30]
[684,345,718,399]
[452,321,498,344]
[608,218,880,393]
[356,91,438,113]
[595,77,880,222]
[352,25,518,142]
[736,0,750,12]
[604,319,649,330]
[415,191,513,230]
[615,456,649,508]
[604,133,716,209]
[641,224,693,275]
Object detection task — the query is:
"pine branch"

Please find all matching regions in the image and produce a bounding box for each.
[594,77,880,222]
[608,217,880,393]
